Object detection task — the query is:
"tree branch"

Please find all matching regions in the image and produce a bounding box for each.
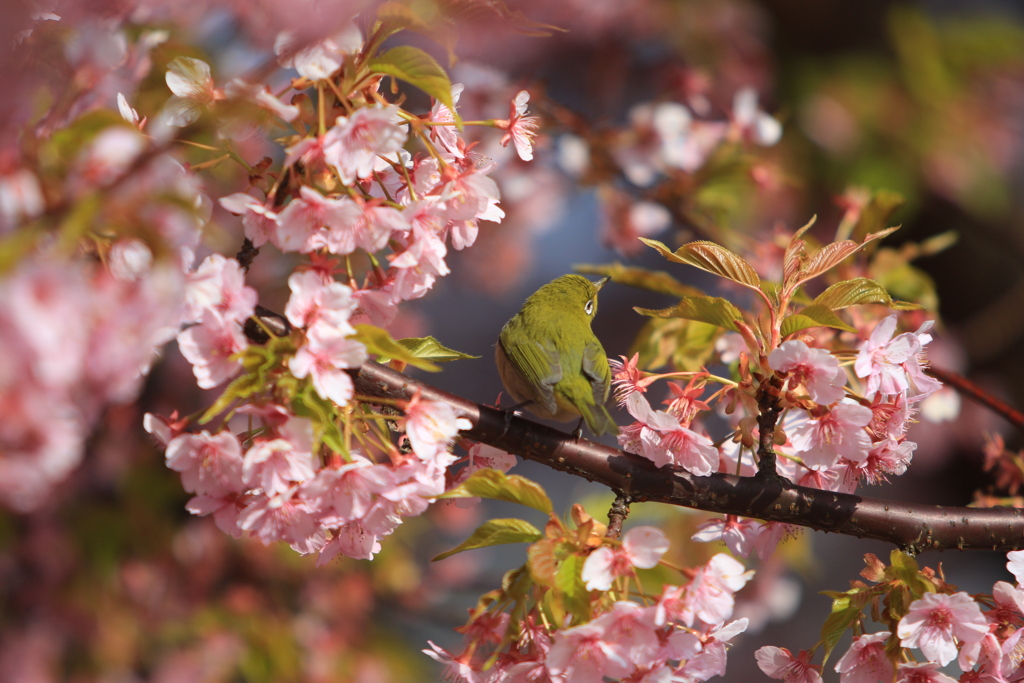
[355,360,1024,554]
[927,364,1024,438]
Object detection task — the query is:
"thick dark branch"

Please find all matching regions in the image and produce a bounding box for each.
[356,361,1024,554]
[927,365,1024,438]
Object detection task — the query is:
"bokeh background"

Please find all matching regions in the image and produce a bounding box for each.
[4,0,1024,680]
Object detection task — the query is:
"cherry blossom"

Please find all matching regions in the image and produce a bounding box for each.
[673,619,749,682]
[237,487,326,555]
[769,340,847,405]
[274,24,362,81]
[581,526,670,591]
[1007,549,1024,586]
[655,553,753,627]
[546,619,633,683]
[834,631,894,683]
[897,591,988,666]
[755,646,822,683]
[165,430,244,498]
[164,56,220,126]
[691,515,765,558]
[428,83,466,160]
[855,315,941,401]
[218,192,281,248]
[401,395,472,463]
[894,661,958,683]
[177,310,247,389]
[303,454,395,525]
[497,90,540,162]
[284,270,358,333]
[182,254,257,324]
[323,104,408,185]
[288,324,367,406]
[789,402,873,469]
[242,419,316,497]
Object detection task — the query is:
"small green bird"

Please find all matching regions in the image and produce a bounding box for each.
[496,274,618,436]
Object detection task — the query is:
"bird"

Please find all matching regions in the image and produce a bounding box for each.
[495,274,618,436]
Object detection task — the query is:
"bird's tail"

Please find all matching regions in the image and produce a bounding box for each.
[583,403,619,437]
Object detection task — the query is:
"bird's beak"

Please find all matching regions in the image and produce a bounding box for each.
[595,277,610,291]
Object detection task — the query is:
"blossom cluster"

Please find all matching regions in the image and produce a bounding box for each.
[756,550,1024,683]
[426,526,755,683]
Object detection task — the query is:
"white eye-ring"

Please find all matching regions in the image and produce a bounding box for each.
[585,300,594,315]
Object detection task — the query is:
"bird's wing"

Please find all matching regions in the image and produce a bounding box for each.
[581,338,612,405]
[501,327,563,415]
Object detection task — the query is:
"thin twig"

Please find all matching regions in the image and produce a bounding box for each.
[606,494,631,539]
[927,364,1024,437]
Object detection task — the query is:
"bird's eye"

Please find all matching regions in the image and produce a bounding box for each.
[585,300,594,315]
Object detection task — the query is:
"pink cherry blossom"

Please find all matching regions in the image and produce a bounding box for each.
[855,315,941,401]
[274,24,362,81]
[0,168,44,231]
[673,619,748,682]
[894,661,958,683]
[165,430,244,498]
[164,56,220,126]
[185,494,244,538]
[655,553,752,628]
[547,619,633,683]
[288,324,367,406]
[834,631,894,683]
[755,647,822,683]
[284,270,358,332]
[303,454,395,525]
[590,601,660,668]
[428,83,465,160]
[318,519,383,564]
[422,641,481,683]
[897,591,988,666]
[242,419,316,497]
[498,90,540,162]
[691,515,765,558]
[769,340,847,405]
[401,395,472,462]
[324,200,407,256]
[324,104,408,184]
[237,488,326,555]
[582,526,670,591]
[276,186,356,253]
[177,310,247,389]
[789,402,873,469]
[183,253,257,324]
[1007,549,1024,586]
[218,192,281,249]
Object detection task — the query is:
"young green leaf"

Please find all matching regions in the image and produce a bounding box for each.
[789,227,899,291]
[432,518,543,561]
[368,46,457,121]
[780,304,856,337]
[440,469,553,514]
[387,336,479,363]
[812,277,921,311]
[635,295,744,333]
[641,238,761,289]
[354,324,442,371]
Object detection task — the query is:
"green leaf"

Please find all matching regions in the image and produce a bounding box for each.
[780,305,856,337]
[555,553,590,622]
[199,345,281,423]
[573,263,703,298]
[635,295,744,333]
[371,2,459,65]
[368,46,456,120]
[432,518,542,561]
[789,227,900,290]
[440,469,553,514]
[641,238,761,289]
[629,317,718,372]
[389,336,478,363]
[291,385,347,455]
[819,587,876,662]
[354,324,441,371]
[812,277,922,311]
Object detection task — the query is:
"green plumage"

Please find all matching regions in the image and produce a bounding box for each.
[496,274,618,436]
